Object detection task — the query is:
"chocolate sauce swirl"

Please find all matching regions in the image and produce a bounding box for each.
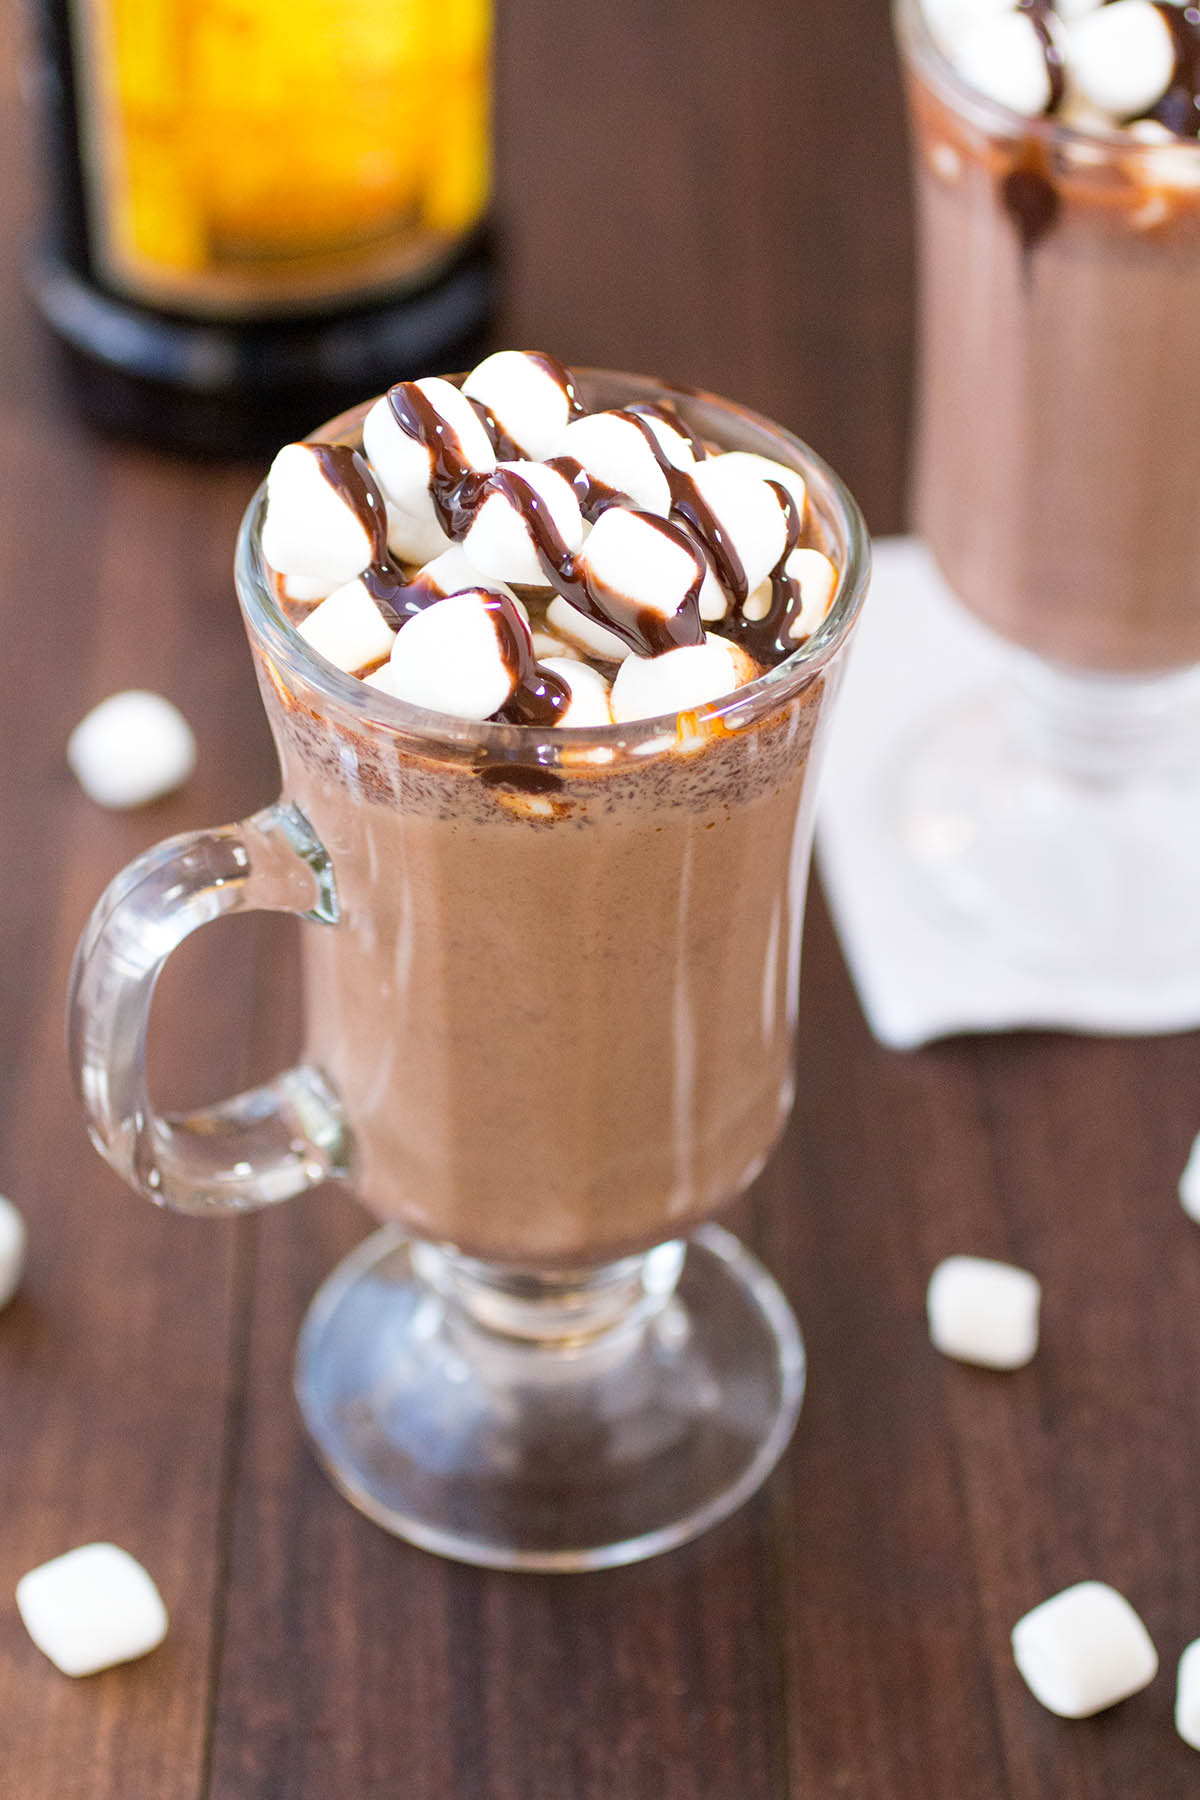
[1017,0,1068,115]
[310,444,389,564]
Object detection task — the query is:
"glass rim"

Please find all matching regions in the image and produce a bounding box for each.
[893,0,1200,157]
[234,368,872,767]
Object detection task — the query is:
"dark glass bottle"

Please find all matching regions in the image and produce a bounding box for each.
[25,0,495,455]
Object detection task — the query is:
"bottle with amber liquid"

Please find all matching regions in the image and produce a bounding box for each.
[26,0,494,453]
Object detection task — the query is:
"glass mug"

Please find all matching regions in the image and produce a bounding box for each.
[68,373,870,1571]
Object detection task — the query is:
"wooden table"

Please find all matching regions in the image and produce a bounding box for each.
[2,2,1198,1794]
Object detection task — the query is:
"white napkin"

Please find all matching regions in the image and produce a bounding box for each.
[814,537,1200,1048]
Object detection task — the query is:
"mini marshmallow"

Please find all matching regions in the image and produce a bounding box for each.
[698,558,731,622]
[463,350,577,459]
[610,634,758,724]
[16,1543,168,1678]
[1067,0,1176,120]
[67,691,197,810]
[1176,1639,1200,1750]
[540,656,614,727]
[1179,1132,1200,1223]
[366,377,495,565]
[386,589,522,721]
[283,573,336,605]
[463,461,584,588]
[742,546,839,638]
[405,544,520,609]
[555,411,672,516]
[261,443,378,588]
[708,451,807,525]
[923,0,1019,55]
[786,547,839,639]
[953,11,1055,115]
[575,506,705,639]
[545,595,633,663]
[631,407,699,471]
[0,1194,26,1310]
[680,458,791,597]
[1011,1582,1157,1718]
[927,1255,1041,1369]
[530,630,583,661]
[297,578,397,675]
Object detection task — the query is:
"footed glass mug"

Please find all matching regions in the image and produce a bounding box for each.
[895,0,1200,983]
[68,372,869,1571]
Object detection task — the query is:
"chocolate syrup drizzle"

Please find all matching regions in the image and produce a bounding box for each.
[302,359,820,724]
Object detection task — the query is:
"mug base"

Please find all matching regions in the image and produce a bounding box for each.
[294,1223,804,1572]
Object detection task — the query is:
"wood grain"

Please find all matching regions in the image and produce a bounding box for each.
[1,0,1198,1796]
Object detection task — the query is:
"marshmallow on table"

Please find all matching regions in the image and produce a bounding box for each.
[0,1194,25,1309]
[1011,1582,1158,1718]
[261,443,380,589]
[1176,1639,1200,1750]
[383,589,523,721]
[463,350,577,459]
[463,460,584,589]
[67,691,197,810]
[927,1255,1041,1369]
[610,634,758,724]
[539,656,613,727]
[554,411,672,516]
[297,578,398,675]
[952,11,1056,115]
[365,377,495,566]
[16,1543,168,1678]
[679,457,791,598]
[1180,1132,1200,1222]
[1066,1,1176,120]
[545,595,633,663]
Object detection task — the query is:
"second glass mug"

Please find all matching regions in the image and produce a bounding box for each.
[68,372,870,1571]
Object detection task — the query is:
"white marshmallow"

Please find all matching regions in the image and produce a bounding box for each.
[1055,0,1104,20]
[698,554,731,622]
[953,11,1055,115]
[261,443,378,588]
[283,573,336,605]
[633,408,699,471]
[16,1544,168,1678]
[386,589,522,721]
[742,546,839,636]
[366,377,493,504]
[575,506,705,636]
[1011,1582,1158,1718]
[708,451,807,525]
[540,656,613,727]
[296,578,397,675]
[610,634,758,724]
[530,630,582,661]
[463,351,576,459]
[385,499,450,567]
[1067,0,1176,120]
[545,595,633,663]
[786,547,839,640]
[463,461,584,589]
[1179,1131,1200,1223]
[923,0,1018,56]
[1176,1639,1200,1750]
[682,458,791,596]
[0,1194,26,1309]
[67,690,197,810]
[926,1255,1041,1369]
[408,544,515,603]
[555,411,672,516]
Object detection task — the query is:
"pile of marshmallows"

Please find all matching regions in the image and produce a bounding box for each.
[926,0,1200,133]
[930,1142,1200,1742]
[261,350,838,727]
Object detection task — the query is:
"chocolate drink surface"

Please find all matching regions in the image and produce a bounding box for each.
[246,362,866,1264]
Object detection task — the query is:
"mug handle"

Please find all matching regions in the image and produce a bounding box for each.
[68,799,351,1214]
